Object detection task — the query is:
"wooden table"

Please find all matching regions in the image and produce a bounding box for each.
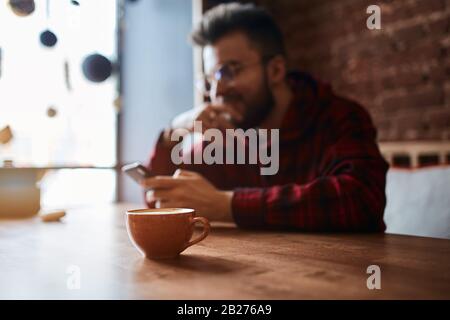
[0,203,449,299]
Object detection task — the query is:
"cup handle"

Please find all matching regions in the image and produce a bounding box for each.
[183,216,210,250]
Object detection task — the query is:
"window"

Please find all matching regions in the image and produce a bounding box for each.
[0,0,118,208]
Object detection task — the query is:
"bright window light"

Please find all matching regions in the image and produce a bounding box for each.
[0,0,117,167]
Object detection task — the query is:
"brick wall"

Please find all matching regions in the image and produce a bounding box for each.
[205,0,450,141]
[260,0,450,141]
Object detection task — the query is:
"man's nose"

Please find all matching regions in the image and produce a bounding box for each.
[211,78,231,101]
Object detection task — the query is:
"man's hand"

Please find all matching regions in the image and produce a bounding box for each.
[170,103,243,134]
[141,169,234,222]
[161,102,244,149]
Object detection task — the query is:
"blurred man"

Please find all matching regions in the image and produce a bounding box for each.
[142,3,389,231]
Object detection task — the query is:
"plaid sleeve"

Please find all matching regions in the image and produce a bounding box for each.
[143,130,179,207]
[145,130,179,176]
[232,102,389,232]
[146,130,208,175]
[144,130,214,207]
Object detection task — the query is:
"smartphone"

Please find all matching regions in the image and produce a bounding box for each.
[121,162,154,184]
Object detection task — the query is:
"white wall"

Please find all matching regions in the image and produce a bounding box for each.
[120,0,193,203]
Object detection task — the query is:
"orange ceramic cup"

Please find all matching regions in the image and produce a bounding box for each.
[126,208,210,259]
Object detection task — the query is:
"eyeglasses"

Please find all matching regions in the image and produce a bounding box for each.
[196,56,274,98]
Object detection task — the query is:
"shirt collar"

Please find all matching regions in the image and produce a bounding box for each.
[279,71,333,141]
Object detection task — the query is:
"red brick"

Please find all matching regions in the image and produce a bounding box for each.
[382,0,446,25]
[251,0,449,141]
[381,87,444,112]
[426,108,450,129]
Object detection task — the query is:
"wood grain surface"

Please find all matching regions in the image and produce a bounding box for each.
[0,203,449,299]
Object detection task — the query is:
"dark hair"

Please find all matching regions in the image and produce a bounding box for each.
[190,2,286,59]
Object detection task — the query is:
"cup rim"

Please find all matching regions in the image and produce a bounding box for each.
[126,208,195,215]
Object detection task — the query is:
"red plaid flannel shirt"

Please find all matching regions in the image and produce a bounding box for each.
[146,71,389,232]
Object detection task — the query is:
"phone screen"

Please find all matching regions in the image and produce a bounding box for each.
[121,162,153,184]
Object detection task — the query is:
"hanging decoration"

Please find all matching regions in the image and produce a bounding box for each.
[46,106,58,118]
[8,0,35,17]
[39,0,58,48]
[81,53,113,83]
[113,96,122,113]
[40,30,57,47]
[0,125,13,145]
[64,60,72,91]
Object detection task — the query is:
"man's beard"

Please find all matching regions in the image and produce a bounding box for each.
[225,73,275,130]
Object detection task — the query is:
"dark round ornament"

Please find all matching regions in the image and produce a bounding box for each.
[81,53,112,83]
[46,106,57,118]
[40,30,58,47]
[9,0,35,17]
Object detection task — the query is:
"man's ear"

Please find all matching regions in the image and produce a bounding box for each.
[266,55,287,85]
